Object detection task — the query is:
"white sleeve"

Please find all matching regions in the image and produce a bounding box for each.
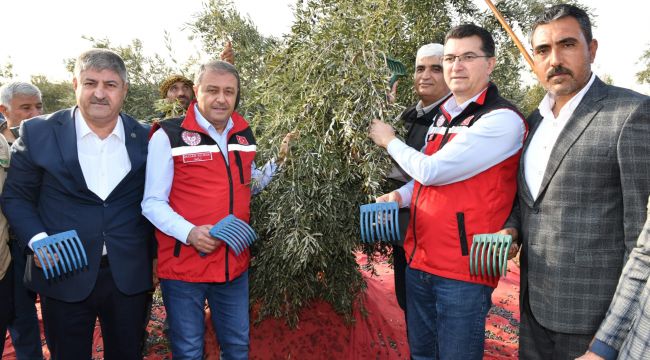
[386,108,525,186]
[141,129,195,244]
[395,180,414,208]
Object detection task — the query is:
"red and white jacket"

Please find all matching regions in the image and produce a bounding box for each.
[404,84,528,287]
[152,103,256,282]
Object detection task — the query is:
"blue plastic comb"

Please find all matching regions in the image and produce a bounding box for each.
[359,202,401,243]
[208,215,257,256]
[469,234,512,278]
[32,230,88,280]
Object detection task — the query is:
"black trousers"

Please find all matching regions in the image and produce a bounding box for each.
[0,263,14,357]
[42,263,148,360]
[519,290,593,360]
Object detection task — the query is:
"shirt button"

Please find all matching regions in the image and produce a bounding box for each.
[102,231,107,237]
[103,203,109,208]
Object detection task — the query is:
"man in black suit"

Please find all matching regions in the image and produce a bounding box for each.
[1,49,154,360]
[383,43,450,319]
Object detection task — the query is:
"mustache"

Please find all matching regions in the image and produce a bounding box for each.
[546,66,573,80]
[90,97,109,105]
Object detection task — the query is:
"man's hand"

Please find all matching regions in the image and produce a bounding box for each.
[386,80,399,104]
[33,248,59,269]
[368,119,397,148]
[575,351,605,360]
[277,131,297,165]
[376,191,402,205]
[187,225,222,254]
[220,41,234,65]
[496,227,520,259]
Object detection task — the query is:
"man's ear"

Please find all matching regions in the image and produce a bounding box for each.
[72,77,79,91]
[589,39,598,63]
[486,56,497,76]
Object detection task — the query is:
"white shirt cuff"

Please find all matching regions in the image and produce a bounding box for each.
[28,232,49,251]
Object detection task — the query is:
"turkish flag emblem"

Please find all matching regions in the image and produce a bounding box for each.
[236,135,249,145]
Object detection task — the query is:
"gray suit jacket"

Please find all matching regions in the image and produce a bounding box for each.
[506,77,650,334]
[593,195,650,359]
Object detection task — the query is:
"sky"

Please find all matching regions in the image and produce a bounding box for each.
[2,0,649,95]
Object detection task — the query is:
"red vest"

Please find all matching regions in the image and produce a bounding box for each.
[404,84,527,287]
[153,102,256,282]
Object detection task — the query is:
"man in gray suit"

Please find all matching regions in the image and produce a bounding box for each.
[576,195,650,359]
[500,4,650,359]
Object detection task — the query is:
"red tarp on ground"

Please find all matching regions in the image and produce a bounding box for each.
[3,255,519,359]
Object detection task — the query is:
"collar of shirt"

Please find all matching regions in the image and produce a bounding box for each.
[416,93,450,118]
[538,72,596,121]
[74,108,125,143]
[442,87,488,120]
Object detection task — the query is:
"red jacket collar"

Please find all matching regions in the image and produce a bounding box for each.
[181,100,250,137]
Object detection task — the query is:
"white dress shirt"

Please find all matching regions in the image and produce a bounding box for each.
[29,109,131,253]
[524,73,595,199]
[389,88,525,207]
[142,105,277,244]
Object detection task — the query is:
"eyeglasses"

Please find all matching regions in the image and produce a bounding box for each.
[442,53,491,64]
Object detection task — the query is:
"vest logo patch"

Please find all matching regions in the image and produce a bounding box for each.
[427,133,435,142]
[182,152,213,163]
[236,135,249,145]
[181,131,201,146]
[460,115,475,126]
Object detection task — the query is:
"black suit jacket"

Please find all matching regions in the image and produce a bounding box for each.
[0,107,153,302]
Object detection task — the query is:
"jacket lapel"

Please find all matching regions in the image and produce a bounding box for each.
[535,77,607,203]
[53,107,88,193]
[519,110,543,207]
[122,114,146,173]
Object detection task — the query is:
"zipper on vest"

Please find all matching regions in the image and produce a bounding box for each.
[407,185,424,265]
[217,142,235,282]
[234,151,245,184]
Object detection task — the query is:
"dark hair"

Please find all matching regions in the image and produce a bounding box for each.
[530,4,592,44]
[444,24,495,57]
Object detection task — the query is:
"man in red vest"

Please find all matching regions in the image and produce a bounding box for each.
[142,60,290,359]
[369,24,527,359]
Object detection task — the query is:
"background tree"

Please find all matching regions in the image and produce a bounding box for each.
[637,45,650,85]
[30,75,76,113]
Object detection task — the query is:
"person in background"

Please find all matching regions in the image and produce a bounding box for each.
[383,43,450,322]
[0,133,13,357]
[0,81,44,360]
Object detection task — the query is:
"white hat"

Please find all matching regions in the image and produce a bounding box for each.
[416,43,444,63]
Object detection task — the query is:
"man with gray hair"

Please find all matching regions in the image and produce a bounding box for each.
[0,81,45,359]
[1,48,154,360]
[142,60,291,359]
[384,43,450,320]
[0,81,43,144]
